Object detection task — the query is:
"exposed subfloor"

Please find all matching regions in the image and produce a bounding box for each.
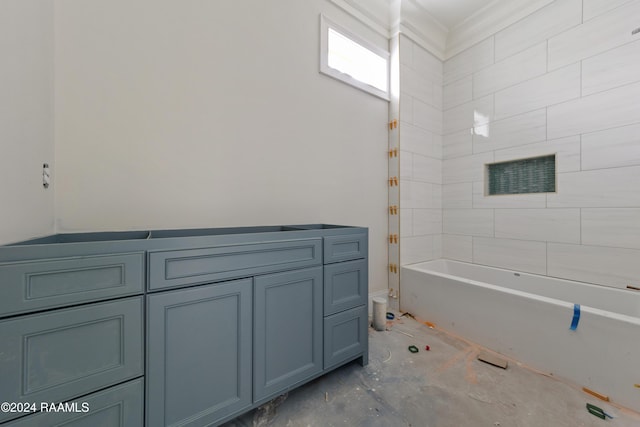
[223,314,640,427]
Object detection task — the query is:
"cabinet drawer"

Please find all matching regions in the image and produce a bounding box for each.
[0,297,144,424]
[323,233,367,264]
[4,378,144,427]
[324,259,368,316]
[0,252,144,318]
[324,305,368,370]
[148,239,322,290]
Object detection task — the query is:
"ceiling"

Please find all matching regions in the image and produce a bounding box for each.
[413,0,499,30]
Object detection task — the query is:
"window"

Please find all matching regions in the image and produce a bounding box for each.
[320,15,390,100]
[486,155,556,196]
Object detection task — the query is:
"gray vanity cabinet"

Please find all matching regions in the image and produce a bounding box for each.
[146,278,253,427]
[253,266,323,402]
[0,224,368,427]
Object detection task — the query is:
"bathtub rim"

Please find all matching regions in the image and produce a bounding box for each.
[401,259,640,325]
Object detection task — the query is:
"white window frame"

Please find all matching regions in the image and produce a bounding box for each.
[320,15,390,101]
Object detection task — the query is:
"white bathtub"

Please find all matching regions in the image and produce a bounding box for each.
[402,259,640,412]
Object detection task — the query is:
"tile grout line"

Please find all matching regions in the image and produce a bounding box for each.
[471,236,475,263]
[579,60,583,98]
[579,134,583,171]
[579,207,582,245]
[545,107,548,142]
[545,241,548,275]
[493,208,496,239]
[546,39,549,73]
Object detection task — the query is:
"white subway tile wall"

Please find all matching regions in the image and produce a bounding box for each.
[581,39,640,96]
[443,152,493,184]
[581,123,640,170]
[547,1,640,70]
[401,235,435,265]
[583,0,635,22]
[413,209,443,235]
[432,234,443,259]
[547,81,640,139]
[400,209,413,237]
[413,154,442,184]
[494,209,581,244]
[494,0,582,61]
[440,0,640,289]
[399,35,443,266]
[414,99,443,135]
[473,42,547,99]
[473,237,548,275]
[493,136,581,173]
[444,37,494,85]
[547,166,640,207]
[493,63,581,120]
[443,129,473,159]
[473,109,547,153]
[443,209,494,237]
[472,181,546,209]
[443,76,472,110]
[547,243,640,288]
[443,95,494,134]
[402,122,435,158]
[443,183,473,209]
[581,208,640,250]
[442,234,473,262]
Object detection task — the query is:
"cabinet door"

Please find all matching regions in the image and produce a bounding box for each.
[146,279,252,427]
[254,267,323,402]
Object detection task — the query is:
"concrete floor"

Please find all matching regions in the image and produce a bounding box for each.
[224,314,640,427]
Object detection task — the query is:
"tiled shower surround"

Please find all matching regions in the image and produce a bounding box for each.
[398,35,444,265]
[400,0,640,290]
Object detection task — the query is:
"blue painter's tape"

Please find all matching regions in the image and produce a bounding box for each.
[570,304,581,331]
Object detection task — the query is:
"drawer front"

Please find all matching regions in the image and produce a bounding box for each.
[0,297,144,424]
[148,239,322,291]
[0,252,144,318]
[4,378,144,427]
[324,259,368,316]
[323,233,367,264]
[324,305,368,370]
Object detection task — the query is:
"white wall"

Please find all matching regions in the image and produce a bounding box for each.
[53,0,389,292]
[0,0,55,245]
[398,35,443,265]
[442,0,640,290]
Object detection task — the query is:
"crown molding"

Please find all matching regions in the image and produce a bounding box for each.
[396,22,446,60]
[329,0,392,37]
[328,0,555,62]
[445,0,554,59]
[398,0,448,59]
